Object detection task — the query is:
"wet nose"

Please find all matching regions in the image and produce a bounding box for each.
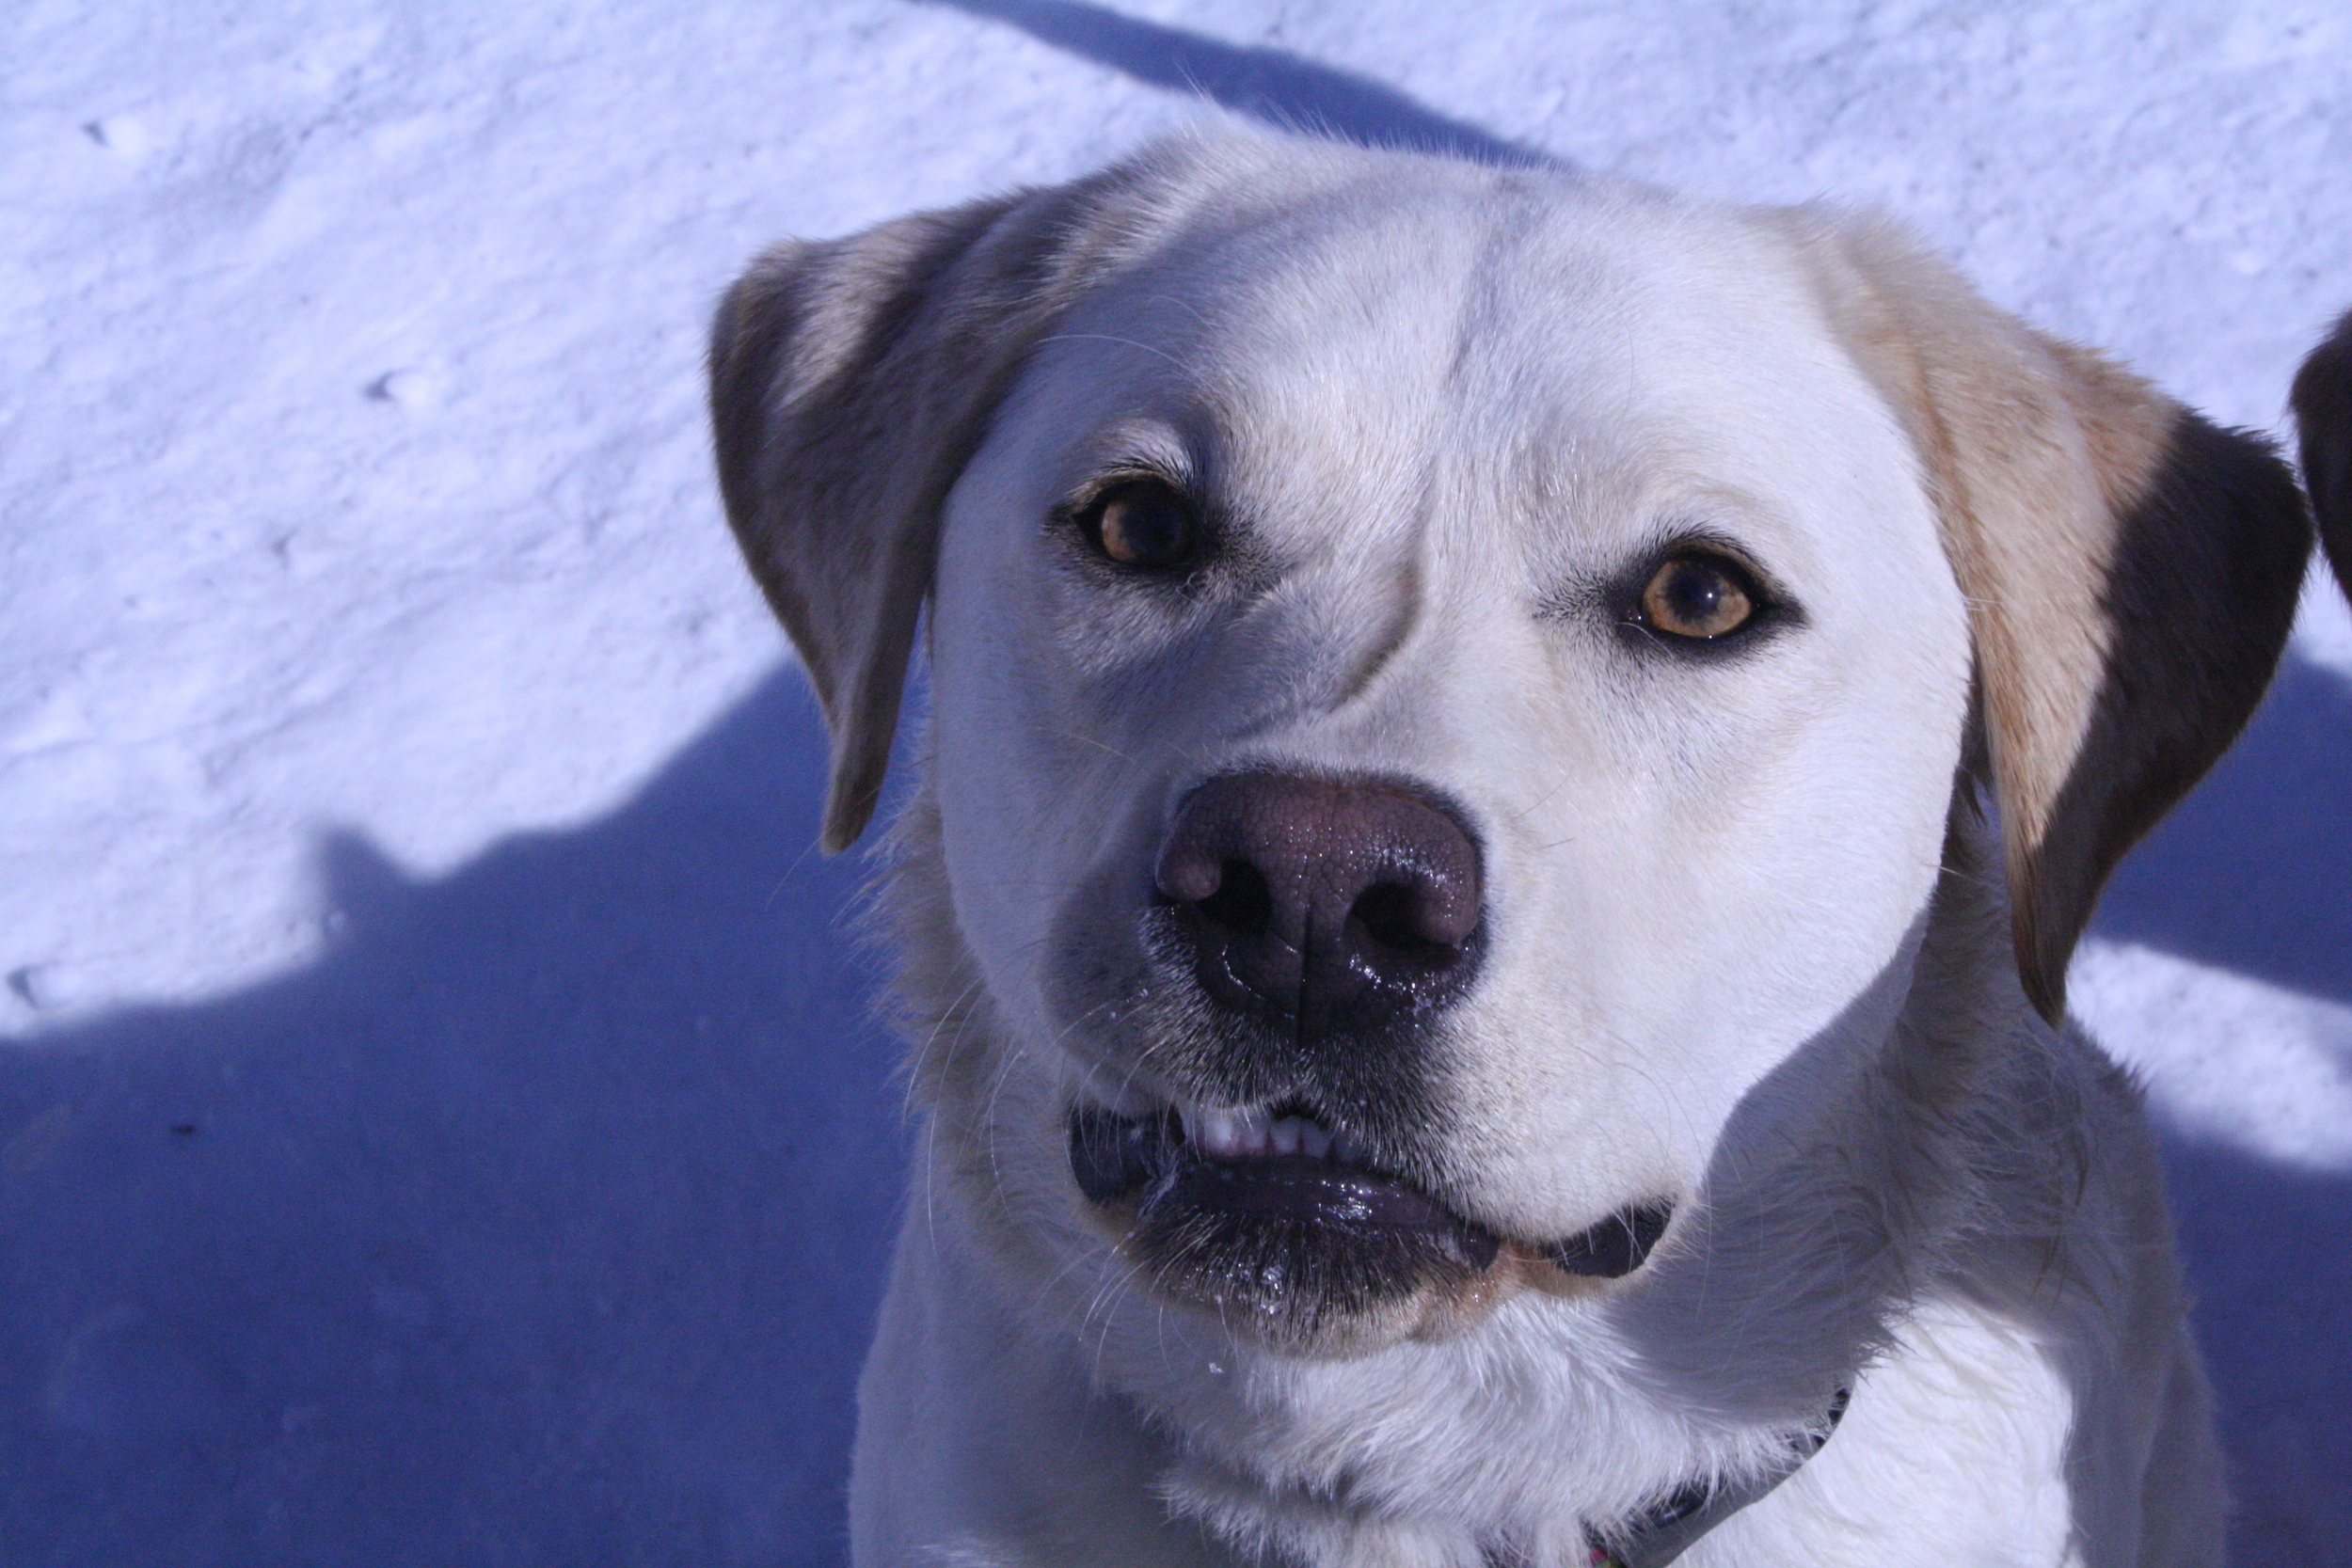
[1154,772,1484,1037]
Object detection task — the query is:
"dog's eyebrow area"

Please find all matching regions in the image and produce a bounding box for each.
[1037,413,1204,515]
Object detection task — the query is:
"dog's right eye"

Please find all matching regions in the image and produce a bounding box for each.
[1638,554,1756,640]
[1080,481,1199,571]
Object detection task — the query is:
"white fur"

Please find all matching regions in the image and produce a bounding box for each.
[1694,1299,2081,1568]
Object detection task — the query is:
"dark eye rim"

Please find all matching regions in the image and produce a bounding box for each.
[1057,471,1214,578]
[1603,536,1802,657]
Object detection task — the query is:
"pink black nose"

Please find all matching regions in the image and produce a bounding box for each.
[1153,772,1484,1037]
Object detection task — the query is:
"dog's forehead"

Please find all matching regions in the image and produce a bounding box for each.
[1008,164,1919,586]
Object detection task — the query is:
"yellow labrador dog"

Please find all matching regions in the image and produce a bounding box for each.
[707,129,2340,1567]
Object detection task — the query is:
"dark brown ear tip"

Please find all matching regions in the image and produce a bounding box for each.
[819,755,890,854]
[819,792,880,855]
[2009,895,2074,1027]
[2021,967,2068,1028]
[2015,950,2067,1026]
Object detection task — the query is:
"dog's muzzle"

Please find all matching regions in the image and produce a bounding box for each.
[1069,769,1675,1348]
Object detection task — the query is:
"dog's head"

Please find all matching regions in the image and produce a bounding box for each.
[710,132,2311,1358]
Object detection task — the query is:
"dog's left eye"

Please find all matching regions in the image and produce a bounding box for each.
[1637,553,1757,640]
[1081,481,1199,571]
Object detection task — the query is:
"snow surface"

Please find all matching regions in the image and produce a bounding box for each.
[2,2,2347,1562]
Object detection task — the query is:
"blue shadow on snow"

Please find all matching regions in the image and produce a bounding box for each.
[0,671,892,1568]
[914,0,1558,168]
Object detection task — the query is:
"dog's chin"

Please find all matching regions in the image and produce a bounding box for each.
[1068,1101,1503,1355]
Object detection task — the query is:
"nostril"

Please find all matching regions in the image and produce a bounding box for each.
[1351,881,1443,954]
[1194,859,1273,935]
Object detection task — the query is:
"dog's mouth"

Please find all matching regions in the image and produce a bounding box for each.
[1073,1097,1502,1264]
[1069,1098,1673,1349]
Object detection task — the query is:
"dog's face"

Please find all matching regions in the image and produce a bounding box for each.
[709,132,2310,1366]
[925,181,1970,1348]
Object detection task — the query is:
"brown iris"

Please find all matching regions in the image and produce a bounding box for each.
[1084,480,1197,570]
[1639,554,1756,640]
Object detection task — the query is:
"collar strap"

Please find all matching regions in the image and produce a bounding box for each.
[1585,1386,1850,1568]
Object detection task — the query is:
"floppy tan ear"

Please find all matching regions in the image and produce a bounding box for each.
[707,158,1187,850]
[1782,212,2313,1021]
[2292,308,2352,599]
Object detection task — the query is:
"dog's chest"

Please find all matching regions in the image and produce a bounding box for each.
[1680,1299,2078,1568]
[1144,1296,2077,1568]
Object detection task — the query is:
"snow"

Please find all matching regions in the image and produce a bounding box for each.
[1,2,2345,1561]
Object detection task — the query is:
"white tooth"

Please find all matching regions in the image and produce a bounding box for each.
[1270,1117,1301,1157]
[1331,1132,1362,1165]
[1239,1107,1273,1156]
[1298,1122,1331,1161]
[1223,1111,1254,1158]
[1195,1108,1233,1157]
